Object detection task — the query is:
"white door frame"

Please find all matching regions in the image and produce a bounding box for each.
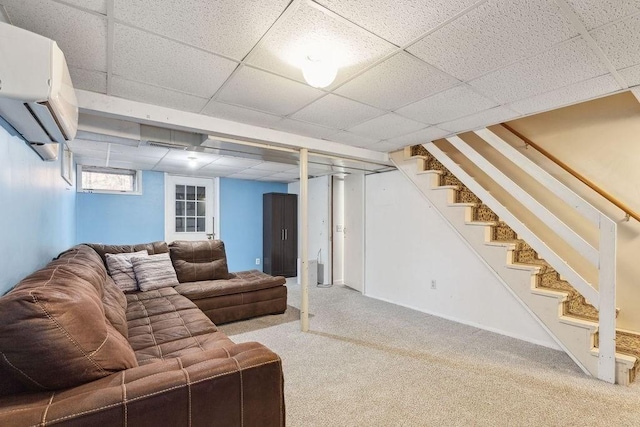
[164,174,220,242]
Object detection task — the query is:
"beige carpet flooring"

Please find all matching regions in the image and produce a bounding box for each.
[218,281,640,426]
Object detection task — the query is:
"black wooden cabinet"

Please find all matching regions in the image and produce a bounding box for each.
[263,193,298,277]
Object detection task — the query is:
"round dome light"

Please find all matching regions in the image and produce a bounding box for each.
[302,55,337,88]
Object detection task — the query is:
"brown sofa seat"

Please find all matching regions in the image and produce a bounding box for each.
[125,288,234,365]
[0,343,284,426]
[175,270,286,300]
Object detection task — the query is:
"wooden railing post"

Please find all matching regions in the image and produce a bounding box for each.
[597,215,617,383]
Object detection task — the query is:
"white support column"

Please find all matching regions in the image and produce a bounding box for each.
[597,215,617,383]
[300,148,309,332]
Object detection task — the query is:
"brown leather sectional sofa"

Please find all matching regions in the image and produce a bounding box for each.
[0,241,286,426]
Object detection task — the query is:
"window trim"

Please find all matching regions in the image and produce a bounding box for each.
[76,165,143,195]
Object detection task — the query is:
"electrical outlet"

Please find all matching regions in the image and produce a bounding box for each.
[430,280,437,289]
[255,258,260,265]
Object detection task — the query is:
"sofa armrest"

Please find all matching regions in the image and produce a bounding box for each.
[0,342,284,427]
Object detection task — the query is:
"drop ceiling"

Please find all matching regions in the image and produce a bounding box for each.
[1,0,639,181]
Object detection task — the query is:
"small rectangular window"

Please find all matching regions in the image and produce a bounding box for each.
[77,166,142,195]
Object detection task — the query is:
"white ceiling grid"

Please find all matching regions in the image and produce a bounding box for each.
[2,0,639,181]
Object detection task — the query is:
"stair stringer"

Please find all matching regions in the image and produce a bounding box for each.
[391,150,635,383]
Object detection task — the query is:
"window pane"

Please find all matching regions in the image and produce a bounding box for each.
[197,186,206,201]
[176,201,185,216]
[186,186,196,200]
[197,218,205,232]
[175,217,185,232]
[186,218,195,232]
[82,170,134,192]
[197,201,205,216]
[176,185,185,200]
[186,202,196,216]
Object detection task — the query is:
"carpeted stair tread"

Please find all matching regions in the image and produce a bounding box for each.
[473,204,499,222]
[411,145,429,157]
[492,222,518,242]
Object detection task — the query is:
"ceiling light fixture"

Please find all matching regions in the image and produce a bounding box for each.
[302,54,337,88]
[188,156,198,169]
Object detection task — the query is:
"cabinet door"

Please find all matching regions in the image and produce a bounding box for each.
[263,193,282,275]
[282,194,298,277]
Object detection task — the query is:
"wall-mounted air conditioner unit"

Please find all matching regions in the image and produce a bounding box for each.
[0,22,78,161]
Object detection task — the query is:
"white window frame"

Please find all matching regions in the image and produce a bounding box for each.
[76,165,143,195]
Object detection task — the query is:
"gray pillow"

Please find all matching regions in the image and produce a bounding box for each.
[131,253,179,291]
[105,250,149,292]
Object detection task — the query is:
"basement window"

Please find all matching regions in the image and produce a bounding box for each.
[77,166,142,195]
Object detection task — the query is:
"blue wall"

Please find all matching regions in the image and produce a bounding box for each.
[0,120,76,294]
[76,170,165,244]
[220,178,287,272]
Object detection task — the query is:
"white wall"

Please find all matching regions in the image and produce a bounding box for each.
[365,170,558,349]
[289,176,331,285]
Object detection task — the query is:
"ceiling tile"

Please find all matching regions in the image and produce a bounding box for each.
[111,77,210,113]
[396,84,497,125]
[228,168,273,179]
[620,64,640,87]
[369,141,404,153]
[114,0,288,60]
[246,1,395,87]
[68,139,109,154]
[384,127,450,146]
[198,162,245,174]
[76,156,106,167]
[270,118,337,139]
[407,0,577,80]
[336,52,459,110]
[201,102,283,127]
[508,74,620,115]
[250,162,297,172]
[209,156,263,168]
[316,0,482,46]
[469,38,609,104]
[3,0,107,71]
[565,0,640,30]
[109,144,170,160]
[268,172,300,181]
[592,14,640,71]
[113,24,238,98]
[327,131,380,147]
[347,113,426,140]
[69,68,107,93]
[216,66,323,115]
[54,0,106,14]
[438,106,520,133]
[109,159,158,170]
[291,94,384,129]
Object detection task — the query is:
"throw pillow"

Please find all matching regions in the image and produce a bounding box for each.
[132,253,179,291]
[106,250,149,292]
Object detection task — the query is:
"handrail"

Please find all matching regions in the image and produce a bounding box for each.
[500,123,640,222]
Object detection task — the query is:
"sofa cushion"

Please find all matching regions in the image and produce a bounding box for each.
[86,241,169,266]
[102,275,129,338]
[169,240,230,282]
[106,250,149,292]
[125,288,233,365]
[0,245,138,392]
[132,253,179,291]
[174,270,286,300]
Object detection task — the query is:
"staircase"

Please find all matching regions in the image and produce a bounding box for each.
[391,136,640,385]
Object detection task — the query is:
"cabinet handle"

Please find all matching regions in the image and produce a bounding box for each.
[281,229,284,240]
[285,229,287,240]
